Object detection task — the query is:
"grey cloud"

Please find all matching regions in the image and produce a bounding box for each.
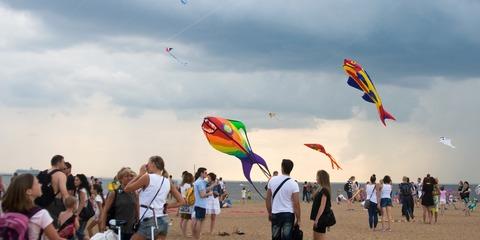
[3,0,480,85]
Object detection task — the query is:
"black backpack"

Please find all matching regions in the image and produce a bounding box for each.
[34,169,61,207]
[343,182,349,192]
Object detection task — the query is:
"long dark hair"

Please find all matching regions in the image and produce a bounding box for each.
[76,174,91,196]
[1,174,35,213]
[195,167,207,180]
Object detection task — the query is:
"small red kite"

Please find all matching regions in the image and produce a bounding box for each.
[305,143,342,170]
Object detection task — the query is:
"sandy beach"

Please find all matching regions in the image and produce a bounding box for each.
[162,201,479,240]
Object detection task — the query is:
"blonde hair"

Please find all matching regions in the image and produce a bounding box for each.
[64,196,77,209]
[117,167,136,180]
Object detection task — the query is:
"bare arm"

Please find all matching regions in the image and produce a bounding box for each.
[77,191,86,213]
[376,184,382,209]
[99,191,115,231]
[43,223,66,240]
[315,194,327,224]
[292,192,301,226]
[124,174,149,193]
[265,188,273,218]
[167,183,186,208]
[199,189,212,198]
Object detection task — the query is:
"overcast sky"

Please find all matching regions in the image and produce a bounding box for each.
[0,0,479,183]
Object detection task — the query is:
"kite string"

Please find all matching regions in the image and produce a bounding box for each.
[164,2,226,43]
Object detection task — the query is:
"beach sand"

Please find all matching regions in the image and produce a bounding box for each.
[161,201,479,240]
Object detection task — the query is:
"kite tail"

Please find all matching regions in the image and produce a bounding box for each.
[326,153,342,170]
[379,105,396,126]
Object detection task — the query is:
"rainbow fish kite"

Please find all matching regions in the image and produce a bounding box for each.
[305,143,342,170]
[202,117,271,198]
[343,59,396,126]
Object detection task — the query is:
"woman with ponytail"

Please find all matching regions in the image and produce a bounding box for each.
[125,156,185,240]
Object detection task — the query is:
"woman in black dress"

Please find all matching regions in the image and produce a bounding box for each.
[310,170,334,240]
[461,181,471,216]
[421,175,434,224]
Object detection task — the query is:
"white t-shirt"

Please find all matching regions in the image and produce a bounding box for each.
[139,174,171,218]
[180,183,192,198]
[219,181,225,190]
[241,189,246,198]
[268,175,299,214]
[76,188,88,204]
[29,209,53,240]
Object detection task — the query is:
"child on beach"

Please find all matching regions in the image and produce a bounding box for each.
[1,173,64,240]
[179,172,194,237]
[58,196,80,239]
[241,187,246,204]
[336,190,347,204]
[87,184,104,238]
[439,186,447,215]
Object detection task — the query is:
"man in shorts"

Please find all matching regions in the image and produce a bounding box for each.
[192,167,213,240]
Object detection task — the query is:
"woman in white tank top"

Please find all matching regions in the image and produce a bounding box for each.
[378,175,393,232]
[365,174,380,231]
[125,156,185,240]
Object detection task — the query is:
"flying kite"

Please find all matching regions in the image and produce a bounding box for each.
[202,117,271,198]
[343,59,395,126]
[268,112,279,120]
[165,47,187,66]
[180,0,188,4]
[305,143,342,170]
[439,137,455,148]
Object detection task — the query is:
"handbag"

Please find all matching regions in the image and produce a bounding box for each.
[133,177,165,232]
[364,186,376,209]
[292,224,303,240]
[79,199,95,220]
[318,209,336,227]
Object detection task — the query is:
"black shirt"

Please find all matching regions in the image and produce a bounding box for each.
[310,188,331,220]
[66,174,75,191]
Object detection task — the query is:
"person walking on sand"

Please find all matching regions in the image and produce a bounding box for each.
[345,176,355,210]
[241,187,247,205]
[365,174,380,231]
[311,170,334,240]
[439,186,447,215]
[399,176,414,222]
[379,175,393,231]
[266,159,301,240]
[460,181,471,216]
[421,175,434,224]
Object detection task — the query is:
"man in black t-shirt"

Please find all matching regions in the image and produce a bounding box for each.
[63,162,75,196]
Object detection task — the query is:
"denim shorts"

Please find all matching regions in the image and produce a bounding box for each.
[194,206,206,220]
[137,215,169,239]
[380,198,392,208]
[271,212,295,240]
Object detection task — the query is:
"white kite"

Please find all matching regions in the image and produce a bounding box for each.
[439,137,455,148]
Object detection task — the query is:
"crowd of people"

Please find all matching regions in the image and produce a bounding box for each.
[0,155,234,240]
[1,154,477,240]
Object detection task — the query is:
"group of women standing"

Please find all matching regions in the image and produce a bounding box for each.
[364,174,394,232]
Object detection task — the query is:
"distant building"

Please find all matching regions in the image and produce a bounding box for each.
[14,168,41,175]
